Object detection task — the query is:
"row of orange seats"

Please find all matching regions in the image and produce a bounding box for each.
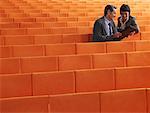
[0,24,149,34]
[0,22,92,28]
[0,27,150,35]
[1,50,150,74]
[1,9,149,17]
[1,40,150,58]
[0,34,91,45]
[0,88,150,113]
[0,27,93,35]
[2,32,150,46]
[0,17,150,28]
[1,66,150,98]
[0,2,149,15]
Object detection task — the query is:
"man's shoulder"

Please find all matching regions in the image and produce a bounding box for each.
[95,17,105,23]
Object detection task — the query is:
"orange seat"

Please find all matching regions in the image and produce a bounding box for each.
[28,13,48,17]
[116,66,150,89]
[35,17,57,22]
[67,21,89,27]
[21,56,58,73]
[45,43,76,56]
[78,17,96,21]
[24,9,42,13]
[0,18,14,22]
[49,93,100,113]
[50,27,77,34]
[137,20,150,26]
[106,41,135,53]
[43,22,67,27]
[68,12,86,17]
[0,46,13,58]
[5,35,34,45]
[136,40,150,51]
[144,26,150,31]
[27,28,51,35]
[12,45,44,57]
[76,68,115,92]
[20,22,44,28]
[32,71,75,95]
[57,17,78,22]
[0,37,4,45]
[0,13,8,18]
[34,35,62,44]
[0,95,49,113]
[59,55,93,71]
[0,23,20,28]
[62,34,90,43]
[14,17,36,22]
[141,32,150,40]
[77,27,93,34]
[1,28,27,35]
[76,42,106,54]
[127,51,150,67]
[8,13,28,18]
[0,58,20,74]
[0,10,5,13]
[93,53,126,69]
[0,74,32,98]
[101,89,147,113]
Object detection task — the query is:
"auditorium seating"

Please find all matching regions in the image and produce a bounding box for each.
[2,40,150,58]
[135,40,150,51]
[32,71,75,95]
[100,88,147,113]
[1,0,150,112]
[1,66,150,98]
[0,73,32,98]
[116,66,150,89]
[75,68,115,92]
[0,95,49,113]
[1,88,150,113]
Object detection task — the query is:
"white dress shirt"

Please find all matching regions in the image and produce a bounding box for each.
[104,16,113,36]
[119,15,129,30]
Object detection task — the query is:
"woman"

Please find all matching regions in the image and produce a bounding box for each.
[117,4,139,38]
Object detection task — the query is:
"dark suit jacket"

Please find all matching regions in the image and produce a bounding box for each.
[93,16,119,42]
[117,16,139,35]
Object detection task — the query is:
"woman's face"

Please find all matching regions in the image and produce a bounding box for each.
[121,11,129,21]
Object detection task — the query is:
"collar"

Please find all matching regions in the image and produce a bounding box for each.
[119,15,129,24]
[104,16,112,24]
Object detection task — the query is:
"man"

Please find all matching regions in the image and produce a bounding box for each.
[117,4,139,38]
[93,5,122,42]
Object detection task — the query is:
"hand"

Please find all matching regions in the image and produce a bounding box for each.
[129,31,136,36]
[112,32,122,38]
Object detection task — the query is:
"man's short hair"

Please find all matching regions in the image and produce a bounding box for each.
[104,5,117,16]
[120,4,130,14]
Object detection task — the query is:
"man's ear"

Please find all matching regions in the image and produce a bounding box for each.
[107,10,111,14]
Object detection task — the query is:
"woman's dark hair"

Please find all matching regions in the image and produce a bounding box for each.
[120,4,130,14]
[104,5,116,16]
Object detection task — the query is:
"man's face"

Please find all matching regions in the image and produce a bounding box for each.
[121,11,129,21]
[108,9,116,20]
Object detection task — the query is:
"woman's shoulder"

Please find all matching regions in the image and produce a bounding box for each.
[129,16,136,20]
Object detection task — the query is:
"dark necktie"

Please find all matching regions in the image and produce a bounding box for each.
[108,23,112,36]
